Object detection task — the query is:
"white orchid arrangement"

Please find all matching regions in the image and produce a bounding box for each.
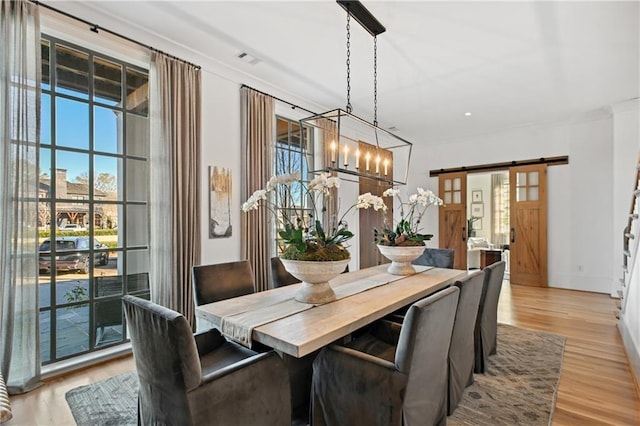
[242,172,386,261]
[373,187,443,246]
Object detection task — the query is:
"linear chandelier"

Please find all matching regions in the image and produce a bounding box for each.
[301,0,412,185]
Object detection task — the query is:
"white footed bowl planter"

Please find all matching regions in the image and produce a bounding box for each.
[377,244,426,275]
[280,258,350,305]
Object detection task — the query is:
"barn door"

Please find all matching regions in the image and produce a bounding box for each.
[439,172,467,270]
[509,164,547,286]
[359,179,393,268]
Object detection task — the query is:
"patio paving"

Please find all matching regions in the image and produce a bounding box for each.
[39,274,124,362]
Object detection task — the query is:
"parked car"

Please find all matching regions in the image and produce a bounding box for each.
[39,237,109,274]
[59,224,86,231]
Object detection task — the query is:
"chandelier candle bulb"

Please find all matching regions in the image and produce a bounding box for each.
[330,141,337,163]
[384,159,389,176]
[376,155,380,174]
[355,149,360,169]
[344,145,349,166]
[365,152,371,171]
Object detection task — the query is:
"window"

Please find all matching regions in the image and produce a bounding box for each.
[273,116,314,254]
[39,36,150,364]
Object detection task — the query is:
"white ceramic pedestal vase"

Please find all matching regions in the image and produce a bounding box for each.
[279,258,350,305]
[377,244,426,275]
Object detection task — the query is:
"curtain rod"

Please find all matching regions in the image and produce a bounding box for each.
[241,84,317,115]
[30,0,201,70]
[429,156,569,177]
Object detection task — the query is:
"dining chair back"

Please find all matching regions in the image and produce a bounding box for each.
[192,260,255,306]
[474,260,506,373]
[311,286,459,426]
[123,295,291,425]
[270,257,300,288]
[447,270,485,415]
[412,248,455,269]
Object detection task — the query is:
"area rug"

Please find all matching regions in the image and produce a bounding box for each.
[449,324,566,426]
[65,324,565,426]
[65,371,137,426]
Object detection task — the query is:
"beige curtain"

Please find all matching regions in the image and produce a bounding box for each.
[149,52,201,327]
[241,87,274,292]
[319,118,339,233]
[491,173,508,248]
[0,0,41,393]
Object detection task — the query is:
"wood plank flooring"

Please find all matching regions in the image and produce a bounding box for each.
[6,281,640,425]
[499,283,640,425]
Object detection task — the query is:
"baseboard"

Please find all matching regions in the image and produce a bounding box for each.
[618,320,640,398]
[42,343,132,381]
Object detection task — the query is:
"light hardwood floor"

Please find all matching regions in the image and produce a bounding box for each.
[499,283,640,425]
[7,281,640,425]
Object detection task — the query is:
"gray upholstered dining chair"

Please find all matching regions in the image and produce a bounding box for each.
[447,270,485,415]
[270,257,300,288]
[474,260,506,373]
[384,247,455,323]
[380,271,485,416]
[412,247,455,269]
[311,286,460,426]
[123,295,291,426]
[192,260,255,305]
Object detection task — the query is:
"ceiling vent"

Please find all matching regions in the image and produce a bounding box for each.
[237,52,260,65]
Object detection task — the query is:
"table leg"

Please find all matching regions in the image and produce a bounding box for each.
[278,350,319,425]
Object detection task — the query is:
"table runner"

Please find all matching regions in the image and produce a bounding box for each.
[221,265,433,347]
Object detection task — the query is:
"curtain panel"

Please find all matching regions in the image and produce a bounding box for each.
[241,87,274,292]
[0,0,41,394]
[319,119,339,235]
[149,52,201,328]
[491,173,508,248]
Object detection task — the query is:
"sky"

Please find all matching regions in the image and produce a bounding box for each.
[41,91,121,182]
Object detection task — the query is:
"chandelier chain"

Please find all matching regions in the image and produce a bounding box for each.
[373,35,378,126]
[346,13,352,113]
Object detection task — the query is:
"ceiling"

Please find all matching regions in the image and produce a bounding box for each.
[51,1,639,146]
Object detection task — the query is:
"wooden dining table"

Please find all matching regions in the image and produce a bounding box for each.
[195,264,467,358]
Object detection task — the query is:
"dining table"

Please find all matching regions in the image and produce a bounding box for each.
[195,264,467,358]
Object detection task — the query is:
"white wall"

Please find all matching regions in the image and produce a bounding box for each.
[407,113,614,293]
[467,173,492,241]
[199,72,243,264]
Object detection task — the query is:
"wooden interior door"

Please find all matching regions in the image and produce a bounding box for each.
[509,164,547,286]
[438,172,467,270]
[359,178,393,268]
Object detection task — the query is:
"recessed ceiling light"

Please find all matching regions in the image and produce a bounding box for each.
[464,112,472,117]
[237,52,261,65]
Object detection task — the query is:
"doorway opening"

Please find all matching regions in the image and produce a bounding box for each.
[466,171,510,277]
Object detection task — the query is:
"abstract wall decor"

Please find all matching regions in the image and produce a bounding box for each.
[209,166,232,238]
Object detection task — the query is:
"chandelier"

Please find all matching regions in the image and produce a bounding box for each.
[301,0,413,185]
